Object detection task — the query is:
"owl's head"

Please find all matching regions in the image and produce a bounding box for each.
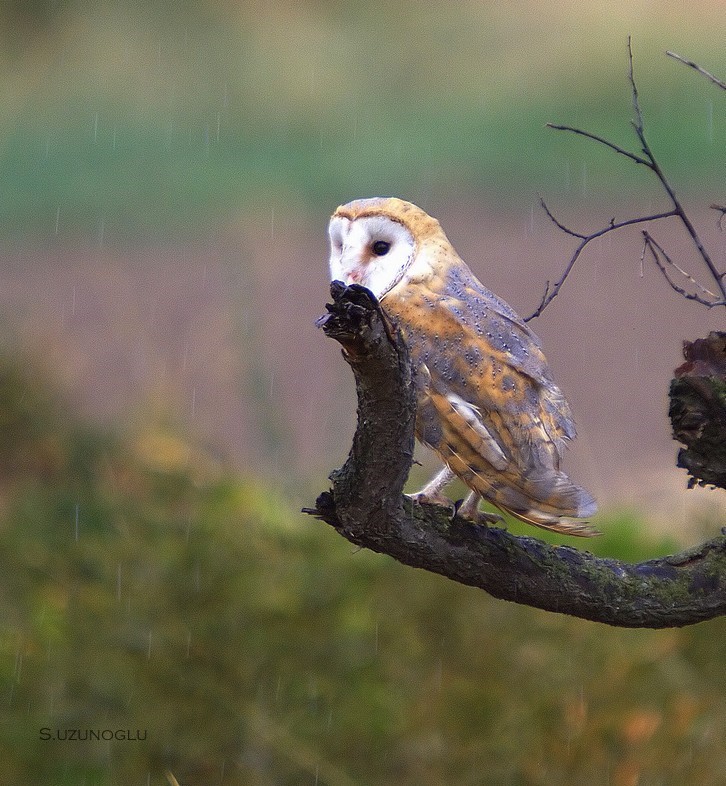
[328,197,448,299]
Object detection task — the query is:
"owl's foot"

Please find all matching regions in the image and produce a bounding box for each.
[408,489,454,510]
[408,465,457,510]
[454,491,504,526]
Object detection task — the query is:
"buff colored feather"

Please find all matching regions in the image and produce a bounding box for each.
[328,198,597,536]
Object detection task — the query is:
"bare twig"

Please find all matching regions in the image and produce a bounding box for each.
[627,37,646,136]
[667,50,726,91]
[532,38,726,319]
[545,123,650,168]
[711,203,726,231]
[642,232,724,308]
[526,201,677,321]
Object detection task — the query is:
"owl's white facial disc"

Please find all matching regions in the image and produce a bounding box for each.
[328,215,415,299]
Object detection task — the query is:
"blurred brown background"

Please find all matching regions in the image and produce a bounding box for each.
[3,203,723,527]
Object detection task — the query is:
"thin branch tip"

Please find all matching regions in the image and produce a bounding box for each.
[666,50,726,90]
[536,38,726,317]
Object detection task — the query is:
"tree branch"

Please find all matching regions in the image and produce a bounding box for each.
[641,232,723,308]
[305,283,726,629]
[526,201,677,321]
[666,50,726,91]
[531,38,726,319]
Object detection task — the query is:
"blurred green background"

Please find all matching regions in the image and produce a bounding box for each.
[0,1,725,784]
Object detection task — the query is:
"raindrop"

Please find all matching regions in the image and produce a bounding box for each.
[74,503,80,541]
[185,630,192,659]
[707,100,713,143]
[72,286,77,317]
[191,387,197,418]
[54,206,60,235]
[581,162,587,196]
[147,631,152,659]
[112,125,117,150]
[116,563,122,601]
[93,112,99,143]
[97,218,105,248]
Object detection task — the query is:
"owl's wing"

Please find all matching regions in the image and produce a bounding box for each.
[393,265,597,533]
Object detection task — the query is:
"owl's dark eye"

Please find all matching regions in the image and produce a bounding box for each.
[371,239,391,256]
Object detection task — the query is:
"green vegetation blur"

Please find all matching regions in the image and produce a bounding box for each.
[0,0,724,241]
[1,350,725,784]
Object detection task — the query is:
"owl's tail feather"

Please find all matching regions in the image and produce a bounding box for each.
[444,440,599,537]
[423,378,599,537]
[472,471,600,537]
[483,467,599,536]
[496,501,601,537]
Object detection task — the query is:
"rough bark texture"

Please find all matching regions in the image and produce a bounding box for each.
[669,332,726,490]
[305,283,726,628]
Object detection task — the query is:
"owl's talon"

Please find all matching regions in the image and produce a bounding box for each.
[407,490,455,513]
[474,511,505,526]
[453,491,504,526]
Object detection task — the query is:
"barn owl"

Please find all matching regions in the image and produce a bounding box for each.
[327,197,598,536]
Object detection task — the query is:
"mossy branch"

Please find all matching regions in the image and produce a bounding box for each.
[305,283,726,629]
